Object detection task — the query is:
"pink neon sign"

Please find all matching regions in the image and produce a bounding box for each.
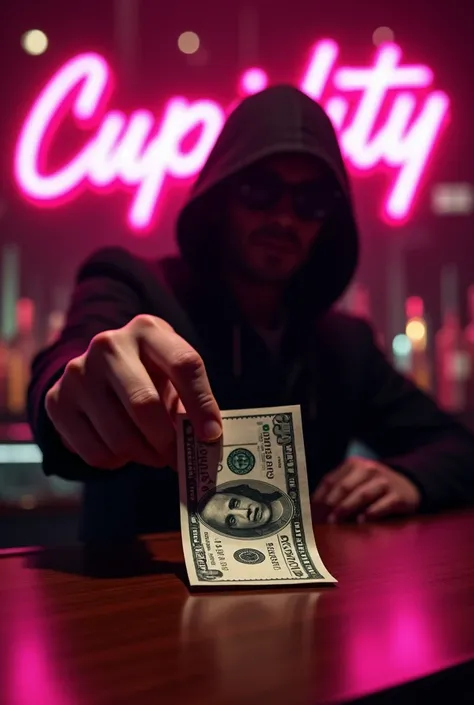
[14,40,449,233]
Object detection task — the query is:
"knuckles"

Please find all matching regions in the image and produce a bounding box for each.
[89,330,120,355]
[377,478,390,493]
[44,385,59,419]
[169,349,205,378]
[63,356,85,380]
[131,313,173,333]
[127,386,160,411]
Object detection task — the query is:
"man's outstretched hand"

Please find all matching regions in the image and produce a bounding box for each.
[312,456,421,523]
[45,314,222,471]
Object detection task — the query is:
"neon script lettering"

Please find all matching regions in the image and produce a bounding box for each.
[14,40,449,233]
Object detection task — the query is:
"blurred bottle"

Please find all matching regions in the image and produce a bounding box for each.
[435,264,470,413]
[45,310,66,346]
[6,298,36,416]
[436,311,468,412]
[392,333,413,375]
[1,243,20,343]
[0,337,8,415]
[405,296,432,392]
[351,283,372,320]
[463,285,474,411]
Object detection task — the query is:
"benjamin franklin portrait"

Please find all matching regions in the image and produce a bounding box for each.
[197,479,294,539]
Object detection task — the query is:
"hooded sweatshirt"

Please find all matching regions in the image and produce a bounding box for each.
[27,86,474,541]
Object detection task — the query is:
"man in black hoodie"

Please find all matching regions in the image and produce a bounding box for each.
[28,85,474,541]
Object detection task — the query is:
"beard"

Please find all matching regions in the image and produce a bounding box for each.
[229,224,304,284]
[251,223,301,251]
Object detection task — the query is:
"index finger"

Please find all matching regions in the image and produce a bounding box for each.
[138,320,222,442]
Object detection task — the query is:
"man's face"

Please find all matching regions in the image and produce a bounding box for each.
[201,492,272,531]
[226,153,331,284]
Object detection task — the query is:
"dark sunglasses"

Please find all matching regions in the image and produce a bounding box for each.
[234,168,342,222]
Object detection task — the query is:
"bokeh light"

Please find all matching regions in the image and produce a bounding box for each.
[406,296,424,319]
[21,29,48,56]
[19,494,37,510]
[372,26,395,46]
[406,320,426,342]
[178,31,200,55]
[240,68,268,95]
[392,334,412,357]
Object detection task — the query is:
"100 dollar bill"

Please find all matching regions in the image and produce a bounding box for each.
[177,405,336,587]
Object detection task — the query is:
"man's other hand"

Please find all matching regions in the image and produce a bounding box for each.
[312,456,421,523]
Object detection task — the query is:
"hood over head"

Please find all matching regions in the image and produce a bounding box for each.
[176,84,359,315]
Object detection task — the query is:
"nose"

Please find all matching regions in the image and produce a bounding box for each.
[272,192,297,227]
[233,506,250,517]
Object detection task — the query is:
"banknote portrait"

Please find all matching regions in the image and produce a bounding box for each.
[197,479,294,539]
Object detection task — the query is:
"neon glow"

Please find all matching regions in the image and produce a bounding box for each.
[240,68,269,95]
[14,40,450,233]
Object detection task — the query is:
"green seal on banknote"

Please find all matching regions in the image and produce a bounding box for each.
[233,548,266,565]
[227,447,256,475]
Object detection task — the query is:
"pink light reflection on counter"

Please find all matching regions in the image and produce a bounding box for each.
[12,638,72,705]
[5,570,74,705]
[341,528,439,697]
[346,604,437,692]
[14,40,450,234]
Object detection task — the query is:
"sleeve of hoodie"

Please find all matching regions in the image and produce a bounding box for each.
[353,320,474,512]
[27,249,142,482]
